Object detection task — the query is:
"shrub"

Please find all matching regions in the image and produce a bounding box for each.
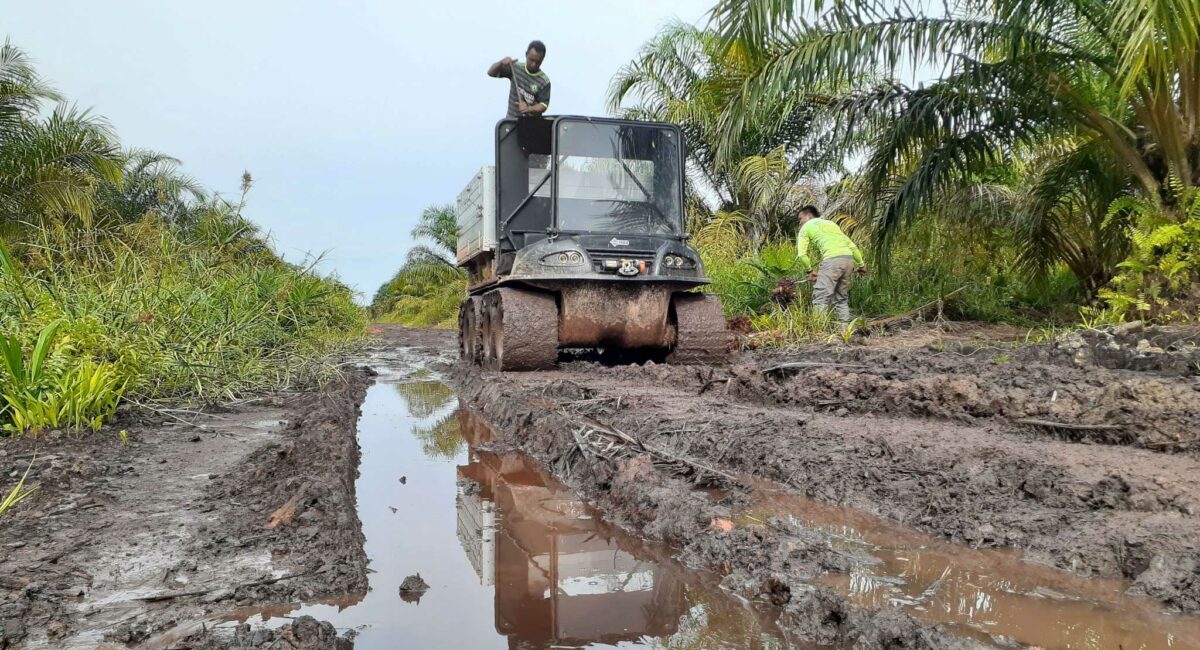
[0,218,364,434]
[1098,191,1200,322]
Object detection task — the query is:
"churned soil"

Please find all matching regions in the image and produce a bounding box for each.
[5,322,1198,649]
[742,327,1200,452]
[0,368,373,649]
[445,323,1200,647]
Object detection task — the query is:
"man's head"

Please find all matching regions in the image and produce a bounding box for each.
[798,205,821,226]
[526,40,547,72]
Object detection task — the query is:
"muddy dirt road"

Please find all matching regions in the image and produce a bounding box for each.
[452,323,1200,648]
[3,324,1199,648]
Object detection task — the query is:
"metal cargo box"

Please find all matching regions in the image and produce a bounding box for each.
[456,166,497,266]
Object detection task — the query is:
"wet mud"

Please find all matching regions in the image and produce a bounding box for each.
[739,341,1200,452]
[5,323,1200,649]
[207,367,790,648]
[0,367,373,648]
[451,326,1200,647]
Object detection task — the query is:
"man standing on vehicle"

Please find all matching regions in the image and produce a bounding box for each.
[796,205,867,322]
[488,40,551,119]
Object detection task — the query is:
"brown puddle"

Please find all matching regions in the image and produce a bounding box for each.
[201,376,1200,649]
[740,480,1200,649]
[456,410,791,648]
[213,380,792,649]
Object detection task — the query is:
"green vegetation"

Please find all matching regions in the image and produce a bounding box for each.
[374,0,1200,344]
[0,458,37,518]
[608,0,1200,340]
[371,204,467,328]
[0,40,363,435]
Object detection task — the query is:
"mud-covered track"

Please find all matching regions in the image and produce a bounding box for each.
[0,369,374,648]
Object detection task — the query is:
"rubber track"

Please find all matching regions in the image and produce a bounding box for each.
[668,293,728,365]
[485,288,558,371]
[458,296,482,362]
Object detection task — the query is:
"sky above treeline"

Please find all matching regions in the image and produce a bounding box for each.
[3,0,716,299]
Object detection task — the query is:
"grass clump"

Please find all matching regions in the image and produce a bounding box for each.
[0,217,363,435]
[0,39,364,436]
[0,458,37,518]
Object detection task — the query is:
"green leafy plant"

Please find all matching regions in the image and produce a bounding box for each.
[748,304,837,344]
[0,458,37,518]
[1098,189,1200,322]
[0,322,127,434]
[827,317,866,345]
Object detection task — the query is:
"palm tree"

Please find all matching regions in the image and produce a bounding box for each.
[710,0,1200,291]
[0,39,60,131]
[608,22,853,243]
[99,150,207,227]
[370,203,467,319]
[0,104,123,230]
[411,204,458,260]
[1,41,123,232]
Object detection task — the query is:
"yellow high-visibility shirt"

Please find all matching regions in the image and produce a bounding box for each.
[796,218,863,271]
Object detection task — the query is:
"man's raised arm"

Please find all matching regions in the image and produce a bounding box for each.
[487,56,515,78]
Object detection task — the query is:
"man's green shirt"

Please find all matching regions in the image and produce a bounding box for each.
[796,218,863,271]
[496,60,551,118]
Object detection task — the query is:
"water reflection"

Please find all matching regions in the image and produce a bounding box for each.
[455,410,791,650]
[394,380,465,460]
[214,381,791,649]
[742,483,1200,649]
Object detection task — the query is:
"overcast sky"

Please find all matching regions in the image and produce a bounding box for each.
[3,0,715,299]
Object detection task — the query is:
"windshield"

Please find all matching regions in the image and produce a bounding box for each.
[554,121,682,236]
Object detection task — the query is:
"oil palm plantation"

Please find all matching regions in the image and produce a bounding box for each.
[608,21,853,244]
[371,204,468,326]
[709,0,1200,294]
[1,41,124,232]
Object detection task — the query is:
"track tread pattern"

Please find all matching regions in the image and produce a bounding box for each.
[669,293,729,365]
[484,288,558,371]
[458,296,482,362]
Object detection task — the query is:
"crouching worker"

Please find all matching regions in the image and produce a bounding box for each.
[796,205,867,322]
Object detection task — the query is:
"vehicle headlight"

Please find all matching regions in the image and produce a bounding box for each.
[541,250,585,266]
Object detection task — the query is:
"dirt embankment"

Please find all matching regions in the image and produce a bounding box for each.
[0,368,373,649]
[450,327,1200,645]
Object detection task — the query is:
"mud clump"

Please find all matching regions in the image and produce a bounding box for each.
[192,616,353,649]
[398,573,430,603]
[1055,322,1200,375]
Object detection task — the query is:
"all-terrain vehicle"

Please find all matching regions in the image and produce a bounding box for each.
[456,116,726,370]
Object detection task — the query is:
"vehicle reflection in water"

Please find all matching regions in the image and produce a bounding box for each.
[213,381,790,649]
[454,409,790,650]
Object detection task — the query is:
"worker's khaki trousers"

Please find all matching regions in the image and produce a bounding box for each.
[812,256,855,322]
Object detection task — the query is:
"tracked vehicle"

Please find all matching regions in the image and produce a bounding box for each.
[456,116,726,371]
